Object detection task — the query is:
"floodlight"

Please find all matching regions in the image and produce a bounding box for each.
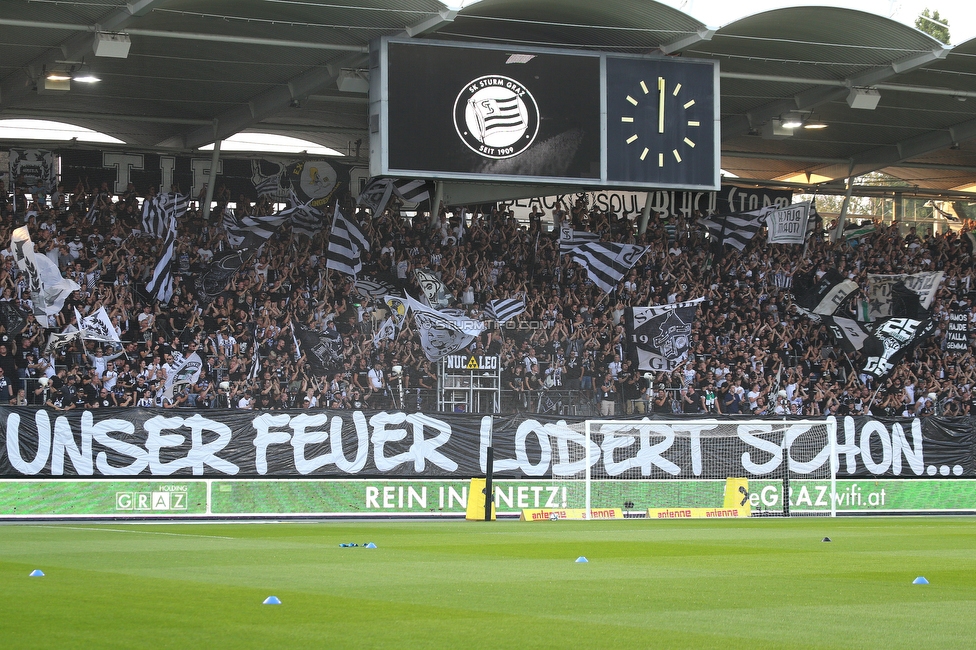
[847,87,881,110]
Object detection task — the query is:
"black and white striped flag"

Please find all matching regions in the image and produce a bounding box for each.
[141,193,185,303]
[145,225,177,302]
[272,191,324,239]
[486,298,525,324]
[222,208,287,249]
[287,203,324,239]
[326,205,370,277]
[141,192,187,238]
[394,179,433,205]
[559,224,601,254]
[699,207,771,251]
[569,242,648,294]
[357,178,434,216]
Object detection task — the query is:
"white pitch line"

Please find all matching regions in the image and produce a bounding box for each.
[28,525,235,540]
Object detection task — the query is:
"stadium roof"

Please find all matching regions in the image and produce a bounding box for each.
[1,0,975,199]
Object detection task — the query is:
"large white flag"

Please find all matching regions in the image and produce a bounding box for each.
[163,351,203,400]
[406,296,484,361]
[413,268,452,307]
[11,227,81,327]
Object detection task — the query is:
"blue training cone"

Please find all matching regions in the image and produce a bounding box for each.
[575,556,588,563]
[913,576,929,585]
[29,569,44,577]
[263,596,282,605]
[364,542,377,549]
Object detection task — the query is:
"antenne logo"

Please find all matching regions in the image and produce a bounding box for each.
[454,75,539,159]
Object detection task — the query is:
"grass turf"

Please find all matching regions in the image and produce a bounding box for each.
[1,517,974,649]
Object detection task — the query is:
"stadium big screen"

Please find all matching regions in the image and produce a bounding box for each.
[370,38,720,190]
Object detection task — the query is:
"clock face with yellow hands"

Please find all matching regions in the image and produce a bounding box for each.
[620,76,701,168]
[606,57,718,189]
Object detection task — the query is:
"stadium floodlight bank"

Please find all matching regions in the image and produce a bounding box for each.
[558,419,838,518]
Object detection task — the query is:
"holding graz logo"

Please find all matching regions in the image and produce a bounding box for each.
[454,75,539,159]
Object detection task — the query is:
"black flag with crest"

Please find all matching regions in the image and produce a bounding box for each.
[625,299,703,371]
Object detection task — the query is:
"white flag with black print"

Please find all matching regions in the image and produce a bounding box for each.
[372,316,398,347]
[766,202,812,244]
[384,295,409,328]
[11,226,81,326]
[44,330,81,355]
[406,296,484,362]
[326,205,370,277]
[413,268,452,308]
[568,242,648,294]
[485,298,525,324]
[624,298,704,371]
[355,278,397,299]
[74,306,121,344]
[163,351,203,400]
[700,207,773,251]
[867,271,944,320]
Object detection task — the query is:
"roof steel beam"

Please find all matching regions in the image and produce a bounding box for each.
[849,116,976,172]
[160,54,367,149]
[0,108,211,126]
[405,9,459,38]
[722,71,976,100]
[158,11,439,152]
[724,149,976,174]
[660,28,716,55]
[721,45,952,138]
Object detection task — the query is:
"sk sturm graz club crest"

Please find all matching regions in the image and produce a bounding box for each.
[454,76,539,159]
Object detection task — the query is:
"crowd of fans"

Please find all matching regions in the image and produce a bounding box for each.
[0,174,974,419]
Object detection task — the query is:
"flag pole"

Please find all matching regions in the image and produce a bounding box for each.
[865,380,885,414]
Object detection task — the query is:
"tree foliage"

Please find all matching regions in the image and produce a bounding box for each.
[916,8,950,44]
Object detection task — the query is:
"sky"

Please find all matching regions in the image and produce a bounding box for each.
[660,0,976,43]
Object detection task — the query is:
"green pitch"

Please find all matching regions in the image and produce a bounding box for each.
[2,518,974,649]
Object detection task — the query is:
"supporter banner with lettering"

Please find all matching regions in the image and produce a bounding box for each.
[58,151,359,205]
[0,409,972,480]
[867,272,944,320]
[500,185,794,221]
[765,201,811,244]
[9,148,56,194]
[945,310,970,352]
